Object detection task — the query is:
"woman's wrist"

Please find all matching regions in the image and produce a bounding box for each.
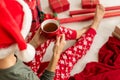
[29,38,38,48]
[47,57,59,72]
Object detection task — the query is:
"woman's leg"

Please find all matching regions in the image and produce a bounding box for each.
[54,28,96,80]
[76,4,105,39]
[54,5,105,80]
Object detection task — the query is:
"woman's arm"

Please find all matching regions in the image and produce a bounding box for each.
[40,34,66,80]
[47,34,66,72]
[30,34,66,80]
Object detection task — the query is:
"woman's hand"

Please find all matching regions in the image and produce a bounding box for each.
[29,27,48,48]
[53,34,66,59]
[47,34,66,72]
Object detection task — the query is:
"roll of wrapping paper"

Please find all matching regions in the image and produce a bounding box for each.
[59,10,120,24]
[70,6,120,16]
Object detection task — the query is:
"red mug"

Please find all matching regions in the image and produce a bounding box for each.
[41,19,60,38]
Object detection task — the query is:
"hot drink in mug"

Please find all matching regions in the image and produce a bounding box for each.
[41,19,60,38]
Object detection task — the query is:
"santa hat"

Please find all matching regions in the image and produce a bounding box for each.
[0,0,35,62]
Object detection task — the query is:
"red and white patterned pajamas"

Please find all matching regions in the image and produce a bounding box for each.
[25,26,96,80]
[54,28,96,80]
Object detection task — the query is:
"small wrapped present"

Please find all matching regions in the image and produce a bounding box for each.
[81,0,99,9]
[49,0,70,13]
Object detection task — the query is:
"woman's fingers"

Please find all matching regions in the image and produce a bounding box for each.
[56,34,66,46]
[60,34,66,47]
[56,34,61,46]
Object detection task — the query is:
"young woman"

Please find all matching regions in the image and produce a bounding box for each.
[25,0,105,79]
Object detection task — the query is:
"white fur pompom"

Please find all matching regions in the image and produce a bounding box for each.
[16,44,35,62]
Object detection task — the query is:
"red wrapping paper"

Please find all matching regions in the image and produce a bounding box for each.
[81,0,99,9]
[49,0,70,13]
[70,6,120,16]
[24,0,42,32]
[37,0,42,11]
[59,11,120,24]
[24,0,41,10]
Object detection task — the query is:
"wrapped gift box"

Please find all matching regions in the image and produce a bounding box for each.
[49,0,70,13]
[81,0,99,9]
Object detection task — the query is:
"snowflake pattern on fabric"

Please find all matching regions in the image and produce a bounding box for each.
[54,28,96,80]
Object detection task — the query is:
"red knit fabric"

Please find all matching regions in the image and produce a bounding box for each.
[72,37,120,80]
